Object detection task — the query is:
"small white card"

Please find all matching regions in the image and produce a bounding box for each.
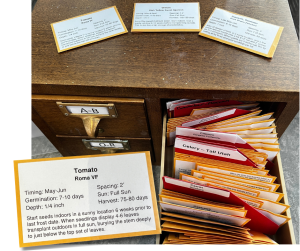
[131,3,201,32]
[14,152,160,247]
[51,6,128,53]
[199,8,283,58]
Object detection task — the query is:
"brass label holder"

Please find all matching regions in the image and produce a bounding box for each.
[82,139,130,154]
[56,102,118,138]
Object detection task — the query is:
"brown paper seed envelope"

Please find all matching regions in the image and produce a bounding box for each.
[196,164,276,183]
[199,8,283,58]
[161,189,244,209]
[161,216,250,236]
[206,113,274,128]
[249,230,278,244]
[160,201,250,226]
[192,169,278,192]
[203,110,262,128]
[160,194,247,217]
[232,191,290,215]
[162,222,253,241]
[161,212,250,230]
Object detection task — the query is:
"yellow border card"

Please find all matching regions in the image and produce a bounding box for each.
[14,152,161,247]
[199,8,283,58]
[131,2,201,32]
[51,6,128,53]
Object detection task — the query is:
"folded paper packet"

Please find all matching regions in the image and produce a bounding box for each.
[180,173,283,202]
[173,100,244,117]
[173,153,264,179]
[175,126,275,168]
[162,176,289,235]
[175,136,257,167]
[190,103,259,116]
[205,112,273,128]
[167,99,205,118]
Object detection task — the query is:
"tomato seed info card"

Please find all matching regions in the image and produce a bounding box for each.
[51,6,127,53]
[199,8,283,58]
[14,152,160,247]
[132,2,201,32]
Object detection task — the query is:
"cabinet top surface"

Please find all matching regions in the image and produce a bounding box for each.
[32,0,299,93]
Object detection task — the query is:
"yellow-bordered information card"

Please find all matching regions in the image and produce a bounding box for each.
[51,6,128,53]
[132,2,201,32]
[14,152,161,247]
[199,8,283,58]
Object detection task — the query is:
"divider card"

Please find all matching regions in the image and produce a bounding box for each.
[51,6,128,53]
[14,152,160,247]
[199,8,283,58]
[131,3,201,32]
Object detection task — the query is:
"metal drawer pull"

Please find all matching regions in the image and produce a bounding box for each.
[82,139,130,154]
[57,102,118,137]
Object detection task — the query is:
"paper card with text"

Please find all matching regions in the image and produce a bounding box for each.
[14,152,160,247]
[199,8,283,58]
[51,6,128,53]
[131,3,201,32]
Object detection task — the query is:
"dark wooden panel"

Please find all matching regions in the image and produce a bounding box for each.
[32,95,150,138]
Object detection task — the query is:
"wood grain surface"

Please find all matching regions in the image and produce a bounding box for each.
[32,0,299,92]
[32,0,299,164]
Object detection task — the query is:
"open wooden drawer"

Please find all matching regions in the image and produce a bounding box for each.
[156,112,296,244]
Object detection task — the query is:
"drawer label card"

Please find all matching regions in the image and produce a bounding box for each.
[199,8,283,58]
[131,3,201,32]
[90,142,124,149]
[51,6,128,53]
[66,106,109,115]
[14,152,160,247]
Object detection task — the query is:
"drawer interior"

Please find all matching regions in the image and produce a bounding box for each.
[157,109,295,244]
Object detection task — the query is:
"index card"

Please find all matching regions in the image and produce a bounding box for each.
[199,8,283,58]
[51,6,127,53]
[14,152,160,247]
[131,3,201,32]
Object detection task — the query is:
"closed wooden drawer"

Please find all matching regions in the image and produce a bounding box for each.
[158,112,296,244]
[56,136,154,160]
[32,95,150,138]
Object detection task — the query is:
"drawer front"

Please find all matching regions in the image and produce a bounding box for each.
[32,95,150,138]
[57,136,154,160]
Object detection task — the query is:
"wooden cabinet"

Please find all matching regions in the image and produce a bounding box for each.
[32,0,299,165]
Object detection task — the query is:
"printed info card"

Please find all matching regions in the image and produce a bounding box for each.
[132,2,201,32]
[14,152,160,247]
[51,6,127,52]
[199,8,283,58]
